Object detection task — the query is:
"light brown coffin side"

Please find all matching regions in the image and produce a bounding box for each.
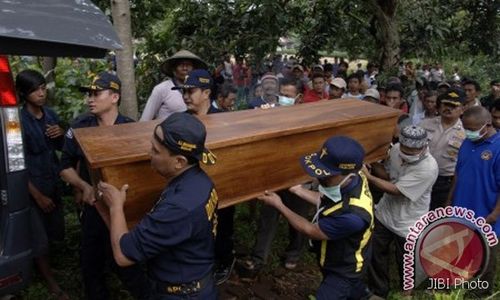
[74,100,399,227]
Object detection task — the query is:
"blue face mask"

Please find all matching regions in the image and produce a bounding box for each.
[318,174,354,203]
[278,95,296,106]
[465,124,487,141]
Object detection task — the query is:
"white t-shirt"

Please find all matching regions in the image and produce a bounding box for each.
[375,144,438,237]
[140,79,186,121]
[342,92,364,100]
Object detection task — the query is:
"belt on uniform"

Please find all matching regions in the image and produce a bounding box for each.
[437,175,454,180]
[154,272,212,295]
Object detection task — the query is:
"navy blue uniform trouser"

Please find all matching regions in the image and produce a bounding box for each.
[80,205,150,300]
[316,272,370,300]
[214,206,235,264]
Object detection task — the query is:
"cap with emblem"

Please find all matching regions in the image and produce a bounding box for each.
[399,125,428,149]
[171,69,213,91]
[438,87,465,106]
[79,71,121,93]
[155,112,216,165]
[300,136,365,178]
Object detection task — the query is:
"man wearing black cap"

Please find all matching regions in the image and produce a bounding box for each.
[362,125,438,298]
[420,88,466,209]
[258,136,374,300]
[173,69,238,285]
[98,112,218,299]
[172,69,217,116]
[60,72,149,300]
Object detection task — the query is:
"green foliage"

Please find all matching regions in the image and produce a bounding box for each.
[52,59,108,125]
[442,52,500,92]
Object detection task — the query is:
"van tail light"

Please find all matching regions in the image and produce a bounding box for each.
[0,55,25,172]
[2,108,25,172]
[0,55,17,106]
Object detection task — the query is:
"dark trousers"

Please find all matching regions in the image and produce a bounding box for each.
[367,217,406,298]
[316,272,370,300]
[80,205,150,300]
[214,206,235,264]
[429,176,453,210]
[252,190,311,264]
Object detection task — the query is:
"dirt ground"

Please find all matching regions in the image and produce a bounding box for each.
[219,260,321,300]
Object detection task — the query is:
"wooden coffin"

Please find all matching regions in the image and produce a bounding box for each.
[74,99,399,227]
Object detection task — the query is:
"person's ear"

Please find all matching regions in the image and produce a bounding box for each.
[111,92,120,104]
[174,155,188,170]
[203,89,211,99]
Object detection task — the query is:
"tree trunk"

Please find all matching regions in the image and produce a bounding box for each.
[369,0,400,72]
[110,0,138,119]
[41,56,57,101]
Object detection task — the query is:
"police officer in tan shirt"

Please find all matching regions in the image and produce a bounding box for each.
[420,87,466,210]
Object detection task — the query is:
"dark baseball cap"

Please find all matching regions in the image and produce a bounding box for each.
[300,136,365,178]
[171,69,212,90]
[79,71,121,93]
[438,87,466,106]
[154,112,216,165]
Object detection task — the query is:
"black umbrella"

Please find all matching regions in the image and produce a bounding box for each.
[0,0,122,58]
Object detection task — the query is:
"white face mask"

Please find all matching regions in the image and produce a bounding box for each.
[399,148,426,164]
[278,95,296,106]
[465,123,487,141]
[318,173,355,203]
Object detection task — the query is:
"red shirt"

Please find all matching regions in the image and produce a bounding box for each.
[303,88,328,103]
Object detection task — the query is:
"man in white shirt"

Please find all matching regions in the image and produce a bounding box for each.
[362,125,438,298]
[140,50,207,121]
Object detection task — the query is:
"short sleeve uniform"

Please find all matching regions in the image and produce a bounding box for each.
[420,117,465,176]
[452,133,500,235]
[120,166,218,283]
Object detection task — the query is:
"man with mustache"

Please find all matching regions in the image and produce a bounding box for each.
[420,88,466,209]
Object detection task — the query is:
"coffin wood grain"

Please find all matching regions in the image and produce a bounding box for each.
[74,100,399,227]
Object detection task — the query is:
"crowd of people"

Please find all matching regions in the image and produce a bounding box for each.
[17,48,500,300]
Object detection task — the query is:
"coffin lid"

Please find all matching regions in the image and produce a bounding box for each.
[73,99,400,169]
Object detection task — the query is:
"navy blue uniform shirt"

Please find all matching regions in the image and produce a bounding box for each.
[120,166,218,284]
[21,105,63,196]
[60,113,134,183]
[317,175,368,240]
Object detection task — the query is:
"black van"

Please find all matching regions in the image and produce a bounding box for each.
[0,0,121,295]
